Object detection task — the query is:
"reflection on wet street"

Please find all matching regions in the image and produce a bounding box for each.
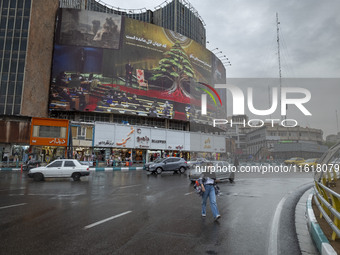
[0,170,314,254]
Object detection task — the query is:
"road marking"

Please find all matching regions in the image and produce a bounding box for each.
[0,203,27,210]
[268,195,288,255]
[185,192,194,195]
[84,211,132,230]
[119,184,142,189]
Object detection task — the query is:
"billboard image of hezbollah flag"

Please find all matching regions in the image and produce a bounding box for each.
[50,8,226,123]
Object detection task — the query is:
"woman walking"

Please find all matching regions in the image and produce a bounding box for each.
[199,163,221,221]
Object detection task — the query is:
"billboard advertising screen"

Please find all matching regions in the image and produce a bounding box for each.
[50,8,226,123]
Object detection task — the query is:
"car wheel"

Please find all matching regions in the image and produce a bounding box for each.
[72,173,81,181]
[156,168,162,174]
[179,167,186,174]
[33,173,44,182]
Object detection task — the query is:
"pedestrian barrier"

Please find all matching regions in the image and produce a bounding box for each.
[311,141,340,254]
[313,181,340,240]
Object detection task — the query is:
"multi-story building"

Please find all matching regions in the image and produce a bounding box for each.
[153,0,206,46]
[326,133,340,145]
[223,115,251,157]
[0,0,59,161]
[60,0,206,46]
[0,0,227,164]
[246,125,327,160]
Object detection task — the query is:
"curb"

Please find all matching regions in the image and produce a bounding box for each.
[0,167,145,171]
[0,168,21,171]
[306,193,337,255]
[89,167,144,171]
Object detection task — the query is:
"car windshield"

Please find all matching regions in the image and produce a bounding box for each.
[305,159,316,163]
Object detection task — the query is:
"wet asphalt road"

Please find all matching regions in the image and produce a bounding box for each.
[0,170,315,255]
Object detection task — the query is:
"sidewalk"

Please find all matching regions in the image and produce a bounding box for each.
[305,188,338,255]
[296,188,319,255]
[89,166,144,171]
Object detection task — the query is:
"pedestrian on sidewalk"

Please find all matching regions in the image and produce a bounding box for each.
[199,162,221,221]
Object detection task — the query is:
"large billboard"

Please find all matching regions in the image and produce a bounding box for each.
[50,8,226,123]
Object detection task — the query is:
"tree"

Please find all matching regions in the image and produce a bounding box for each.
[150,41,195,98]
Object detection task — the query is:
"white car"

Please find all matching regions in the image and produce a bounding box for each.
[28,159,90,181]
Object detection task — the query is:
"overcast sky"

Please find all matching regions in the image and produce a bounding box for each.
[105,0,340,78]
[103,0,340,136]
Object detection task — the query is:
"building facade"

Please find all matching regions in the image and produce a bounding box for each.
[0,0,59,162]
[326,133,340,145]
[153,0,206,46]
[246,125,326,160]
[0,0,226,164]
[59,0,206,46]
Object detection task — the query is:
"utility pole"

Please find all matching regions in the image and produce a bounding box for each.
[336,110,339,134]
[276,13,284,120]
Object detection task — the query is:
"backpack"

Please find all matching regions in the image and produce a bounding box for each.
[194,180,203,196]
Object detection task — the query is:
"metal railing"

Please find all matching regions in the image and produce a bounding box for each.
[93,160,145,168]
[314,164,340,241]
[0,160,146,169]
[0,161,24,168]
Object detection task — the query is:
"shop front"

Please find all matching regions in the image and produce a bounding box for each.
[189,133,227,161]
[93,122,226,165]
[0,120,31,166]
[70,122,94,161]
[29,118,69,164]
[93,123,192,165]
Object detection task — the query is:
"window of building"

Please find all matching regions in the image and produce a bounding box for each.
[32,125,67,138]
[77,126,86,140]
[0,0,31,115]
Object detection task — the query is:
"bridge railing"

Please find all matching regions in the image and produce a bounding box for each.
[314,180,340,240]
[313,141,340,241]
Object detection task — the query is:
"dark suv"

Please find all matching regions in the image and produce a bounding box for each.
[145,157,188,174]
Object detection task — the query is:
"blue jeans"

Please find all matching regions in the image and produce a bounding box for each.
[202,184,220,218]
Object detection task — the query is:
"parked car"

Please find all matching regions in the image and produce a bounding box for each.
[188,161,235,183]
[284,157,305,165]
[27,159,90,181]
[145,157,188,174]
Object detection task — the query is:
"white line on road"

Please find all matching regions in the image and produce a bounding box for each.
[119,184,142,189]
[185,192,194,195]
[84,211,132,230]
[0,203,27,210]
[268,195,288,255]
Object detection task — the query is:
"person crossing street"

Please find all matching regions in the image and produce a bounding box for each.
[199,162,221,221]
